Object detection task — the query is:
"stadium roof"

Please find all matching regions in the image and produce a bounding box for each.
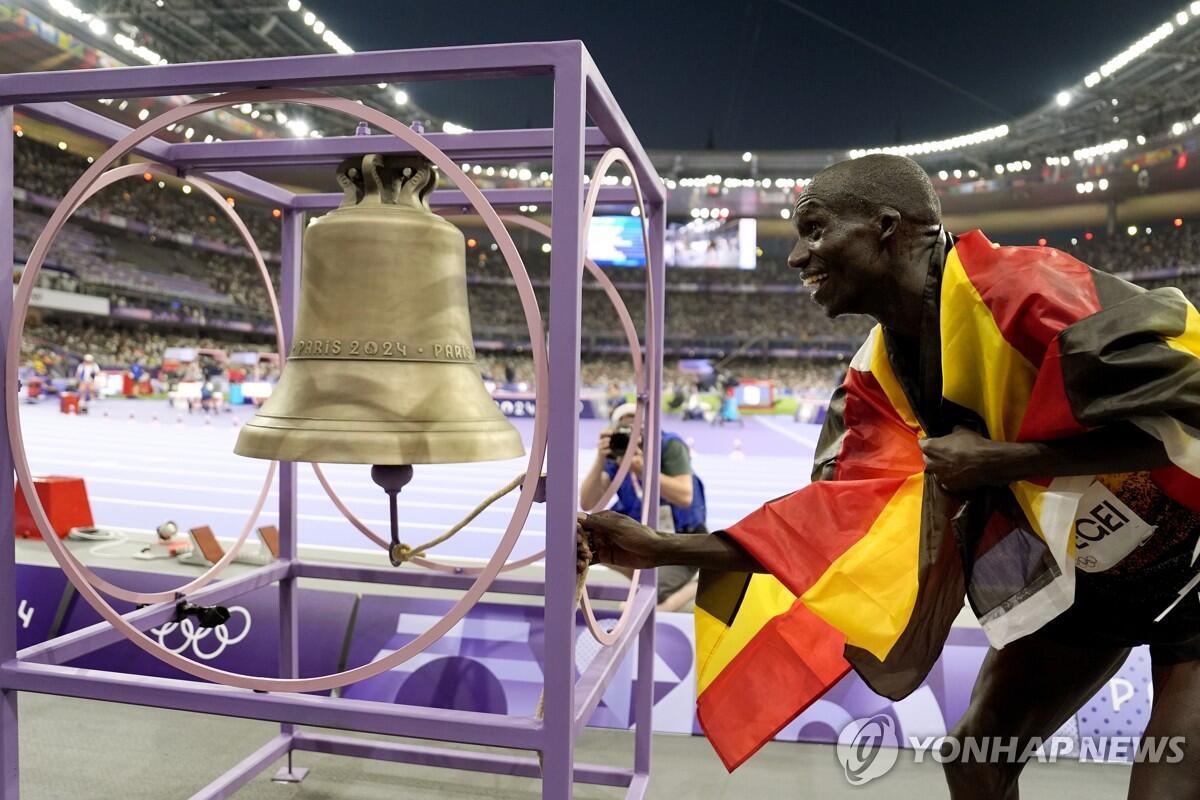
[7,0,1200,233]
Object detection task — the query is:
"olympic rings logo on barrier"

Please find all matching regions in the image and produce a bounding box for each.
[150,606,252,661]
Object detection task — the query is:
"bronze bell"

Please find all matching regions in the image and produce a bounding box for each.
[234,153,524,466]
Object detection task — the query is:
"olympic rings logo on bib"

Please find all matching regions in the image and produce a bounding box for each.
[150,606,252,661]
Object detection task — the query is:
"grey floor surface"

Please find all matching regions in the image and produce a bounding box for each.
[10,692,1132,799]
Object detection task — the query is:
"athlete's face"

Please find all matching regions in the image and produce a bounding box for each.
[786,196,891,320]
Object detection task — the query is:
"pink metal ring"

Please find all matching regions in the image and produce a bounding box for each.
[11,162,282,605]
[577,148,658,646]
[309,212,644,578]
[5,88,548,693]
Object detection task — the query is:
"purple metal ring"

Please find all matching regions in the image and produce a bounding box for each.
[577,148,657,646]
[9,162,282,605]
[4,88,549,693]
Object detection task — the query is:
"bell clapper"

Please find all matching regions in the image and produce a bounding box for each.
[370,465,415,567]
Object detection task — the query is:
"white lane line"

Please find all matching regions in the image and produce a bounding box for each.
[753,416,823,450]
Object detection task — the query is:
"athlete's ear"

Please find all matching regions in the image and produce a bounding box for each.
[878,206,901,244]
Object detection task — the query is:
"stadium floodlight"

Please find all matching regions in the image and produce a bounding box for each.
[1112,98,1119,106]
[541,243,552,253]
[1098,21,1175,81]
[56,141,67,151]
[1177,11,1189,24]
[994,164,1005,175]
[1072,138,1128,161]
[517,168,533,181]
[1055,90,1072,108]
[137,108,150,121]
[182,184,193,195]
[953,169,963,179]
[313,20,326,35]
[968,169,978,178]
[204,134,214,143]
[485,167,495,176]
[937,170,949,180]
[1127,225,1138,236]
[1172,121,1188,136]
[848,123,1009,159]
[303,11,316,25]
[442,121,472,134]
[288,0,301,10]
[630,206,640,217]
[1085,72,1102,87]
[250,110,260,119]
[394,90,409,106]
[184,127,194,139]
[780,208,791,220]
[1137,134,1147,145]
[88,18,106,35]
[1193,1,1200,14]
[1193,112,1200,125]
[287,119,309,137]
[276,111,288,124]
[742,151,753,163]
[1098,178,1110,190]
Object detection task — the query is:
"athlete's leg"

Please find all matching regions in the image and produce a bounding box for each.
[1127,658,1200,799]
[943,629,1129,800]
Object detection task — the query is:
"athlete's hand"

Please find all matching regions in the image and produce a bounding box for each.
[577,510,663,570]
[919,426,1005,491]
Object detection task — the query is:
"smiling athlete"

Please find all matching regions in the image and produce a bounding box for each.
[580,153,1200,798]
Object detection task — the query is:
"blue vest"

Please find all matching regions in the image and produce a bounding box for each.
[603,432,706,532]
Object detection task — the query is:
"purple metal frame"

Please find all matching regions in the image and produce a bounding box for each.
[0,41,664,799]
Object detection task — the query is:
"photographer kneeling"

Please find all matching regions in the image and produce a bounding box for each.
[580,403,707,611]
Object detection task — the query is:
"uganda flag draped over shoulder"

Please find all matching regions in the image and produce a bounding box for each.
[694,230,1200,771]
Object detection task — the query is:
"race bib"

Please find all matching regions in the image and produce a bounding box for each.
[1074,480,1156,573]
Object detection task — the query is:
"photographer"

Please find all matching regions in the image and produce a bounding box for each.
[579,403,706,611]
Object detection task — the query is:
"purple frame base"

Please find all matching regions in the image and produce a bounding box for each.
[0,40,666,800]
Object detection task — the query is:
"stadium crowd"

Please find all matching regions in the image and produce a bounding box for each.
[12,134,1200,403]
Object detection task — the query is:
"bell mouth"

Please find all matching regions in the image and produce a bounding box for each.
[235,418,524,465]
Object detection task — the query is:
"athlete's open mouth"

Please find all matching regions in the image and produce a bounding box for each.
[801,270,828,290]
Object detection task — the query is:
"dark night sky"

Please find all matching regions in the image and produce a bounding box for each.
[304,0,1184,151]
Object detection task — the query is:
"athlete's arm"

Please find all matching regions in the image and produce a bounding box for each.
[920,423,1172,491]
[578,510,764,572]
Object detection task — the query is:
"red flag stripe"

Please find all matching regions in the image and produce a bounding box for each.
[837,367,925,480]
[697,603,851,770]
[1017,336,1089,441]
[953,231,1101,367]
[725,477,911,599]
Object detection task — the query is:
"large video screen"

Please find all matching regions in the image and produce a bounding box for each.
[667,218,757,269]
[586,215,646,268]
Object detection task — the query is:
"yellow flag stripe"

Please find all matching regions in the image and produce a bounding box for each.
[868,326,923,434]
[1166,301,1200,359]
[940,250,1037,443]
[695,574,797,696]
[800,472,925,661]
